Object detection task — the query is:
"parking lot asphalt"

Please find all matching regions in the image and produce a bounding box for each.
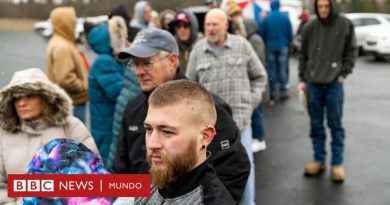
[1,31,389,205]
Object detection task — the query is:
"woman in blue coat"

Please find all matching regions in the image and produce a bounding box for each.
[88,16,128,164]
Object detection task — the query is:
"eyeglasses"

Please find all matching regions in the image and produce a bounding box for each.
[128,54,170,71]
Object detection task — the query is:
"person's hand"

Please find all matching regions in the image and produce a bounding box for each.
[297,82,306,92]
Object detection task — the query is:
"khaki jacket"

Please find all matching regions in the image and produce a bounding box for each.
[46,7,88,105]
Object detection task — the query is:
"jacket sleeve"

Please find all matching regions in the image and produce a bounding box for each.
[67,117,99,155]
[298,23,310,82]
[93,56,124,101]
[287,17,294,43]
[50,45,87,94]
[340,20,358,78]
[185,46,198,81]
[0,134,16,205]
[112,106,132,173]
[245,40,268,108]
[209,95,250,202]
[250,35,266,66]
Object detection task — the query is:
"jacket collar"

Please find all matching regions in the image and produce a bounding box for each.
[203,33,233,53]
[157,160,216,199]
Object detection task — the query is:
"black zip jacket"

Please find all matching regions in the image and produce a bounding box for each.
[135,160,236,205]
[113,71,250,202]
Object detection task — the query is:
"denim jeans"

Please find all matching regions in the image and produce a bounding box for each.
[73,103,86,124]
[251,106,264,142]
[307,81,345,166]
[240,126,255,205]
[266,47,289,97]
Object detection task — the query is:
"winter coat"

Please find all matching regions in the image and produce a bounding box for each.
[135,161,235,205]
[46,7,88,105]
[298,0,357,84]
[23,138,115,204]
[174,9,200,73]
[130,1,155,29]
[113,71,250,202]
[0,68,98,205]
[244,18,266,65]
[109,4,140,42]
[106,66,140,171]
[88,17,127,164]
[260,0,293,49]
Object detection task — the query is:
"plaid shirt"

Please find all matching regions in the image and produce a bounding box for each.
[186,34,267,130]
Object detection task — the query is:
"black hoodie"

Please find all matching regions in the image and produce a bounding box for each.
[298,0,357,84]
[173,10,200,73]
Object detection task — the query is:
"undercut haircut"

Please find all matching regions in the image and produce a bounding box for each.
[149,79,217,125]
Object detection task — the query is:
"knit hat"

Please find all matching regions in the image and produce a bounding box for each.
[23,138,114,205]
[226,1,242,17]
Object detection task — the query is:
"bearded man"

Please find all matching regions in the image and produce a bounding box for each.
[135,80,235,204]
[113,28,250,203]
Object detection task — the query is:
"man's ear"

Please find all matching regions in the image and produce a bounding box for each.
[168,53,177,68]
[201,125,216,146]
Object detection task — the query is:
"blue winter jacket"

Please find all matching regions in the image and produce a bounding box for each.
[260,0,293,48]
[88,24,125,164]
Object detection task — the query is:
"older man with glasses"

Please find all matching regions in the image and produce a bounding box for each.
[112,28,250,203]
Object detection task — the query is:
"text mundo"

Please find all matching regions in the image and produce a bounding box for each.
[108,182,143,190]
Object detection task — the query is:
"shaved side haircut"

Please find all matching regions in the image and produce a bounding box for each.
[148,79,217,126]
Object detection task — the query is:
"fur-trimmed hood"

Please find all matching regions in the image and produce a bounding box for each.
[88,16,128,57]
[0,68,72,133]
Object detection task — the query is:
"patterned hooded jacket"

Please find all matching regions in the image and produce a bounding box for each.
[0,68,98,204]
[23,138,114,205]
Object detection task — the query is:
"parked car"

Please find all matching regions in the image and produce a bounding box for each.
[363,27,390,61]
[33,15,107,43]
[34,18,85,42]
[345,13,390,54]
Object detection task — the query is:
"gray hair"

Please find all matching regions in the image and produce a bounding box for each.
[159,50,180,68]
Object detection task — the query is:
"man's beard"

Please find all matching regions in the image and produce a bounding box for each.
[207,31,224,45]
[147,139,198,189]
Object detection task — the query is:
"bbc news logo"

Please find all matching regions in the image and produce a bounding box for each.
[8,174,150,197]
[14,180,54,192]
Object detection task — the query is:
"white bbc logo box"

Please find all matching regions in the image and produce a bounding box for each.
[14,180,54,192]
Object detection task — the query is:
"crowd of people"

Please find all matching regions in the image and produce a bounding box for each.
[0,0,357,204]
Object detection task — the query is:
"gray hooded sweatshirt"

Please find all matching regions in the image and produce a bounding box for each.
[131,1,155,29]
[298,0,357,84]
